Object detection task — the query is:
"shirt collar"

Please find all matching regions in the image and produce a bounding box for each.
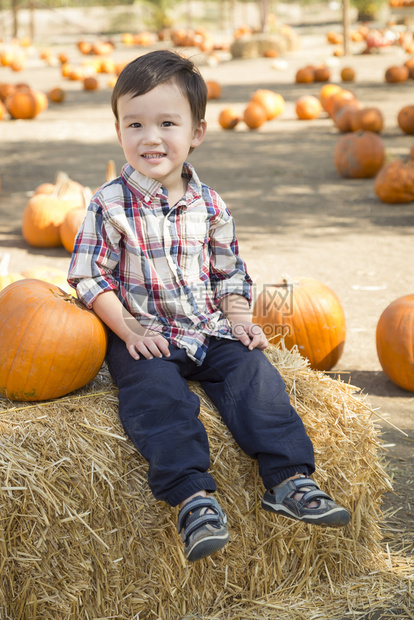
[121,162,202,205]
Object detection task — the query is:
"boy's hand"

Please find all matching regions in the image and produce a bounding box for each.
[125,331,170,361]
[231,321,268,351]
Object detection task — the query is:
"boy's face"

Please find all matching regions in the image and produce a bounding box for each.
[115,80,206,193]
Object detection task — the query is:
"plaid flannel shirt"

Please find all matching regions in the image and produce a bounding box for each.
[68,162,252,364]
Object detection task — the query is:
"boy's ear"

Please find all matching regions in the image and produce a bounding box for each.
[191,119,207,149]
[115,121,123,147]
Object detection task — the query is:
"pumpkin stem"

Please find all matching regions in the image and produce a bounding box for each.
[106,160,116,182]
[0,252,10,277]
[280,273,294,287]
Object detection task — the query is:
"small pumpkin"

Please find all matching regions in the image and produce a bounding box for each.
[376,294,414,392]
[313,66,331,82]
[243,102,267,129]
[5,89,40,119]
[252,276,346,371]
[340,67,356,82]
[397,105,414,135]
[249,89,284,121]
[319,83,342,112]
[206,80,221,100]
[295,67,315,83]
[385,65,409,83]
[83,76,99,90]
[0,279,107,401]
[374,158,414,203]
[218,107,240,130]
[328,89,358,118]
[333,102,361,132]
[48,87,66,103]
[295,95,322,120]
[349,106,384,133]
[334,131,385,179]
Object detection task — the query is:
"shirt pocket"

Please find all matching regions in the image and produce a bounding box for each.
[180,222,210,280]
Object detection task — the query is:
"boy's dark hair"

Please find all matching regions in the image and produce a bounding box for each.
[111,49,207,125]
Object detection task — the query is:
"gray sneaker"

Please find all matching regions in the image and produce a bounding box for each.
[262,475,350,527]
[177,496,230,562]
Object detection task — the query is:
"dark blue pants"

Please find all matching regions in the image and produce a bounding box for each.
[106,334,315,507]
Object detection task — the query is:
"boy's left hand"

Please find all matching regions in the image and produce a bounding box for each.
[231,321,268,351]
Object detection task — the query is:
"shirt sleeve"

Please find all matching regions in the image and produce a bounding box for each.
[67,196,121,308]
[208,193,253,307]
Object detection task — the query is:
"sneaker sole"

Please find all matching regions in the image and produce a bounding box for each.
[261,499,350,527]
[186,532,230,562]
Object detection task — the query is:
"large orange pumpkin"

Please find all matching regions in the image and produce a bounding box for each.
[0,279,107,401]
[252,276,346,371]
[376,294,414,392]
[334,131,385,178]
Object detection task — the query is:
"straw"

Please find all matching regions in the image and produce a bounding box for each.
[0,345,412,619]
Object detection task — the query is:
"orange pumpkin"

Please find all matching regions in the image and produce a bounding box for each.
[0,279,107,401]
[5,89,39,119]
[60,208,86,253]
[243,102,267,129]
[206,80,221,100]
[218,107,240,130]
[295,95,322,120]
[83,76,99,90]
[349,106,384,133]
[376,294,414,392]
[334,131,385,178]
[22,173,90,248]
[340,67,356,82]
[48,87,65,103]
[333,103,361,132]
[295,67,315,83]
[385,65,409,83]
[397,105,414,135]
[313,66,331,82]
[249,89,284,121]
[374,158,414,203]
[252,276,346,371]
[319,83,342,112]
[328,89,358,118]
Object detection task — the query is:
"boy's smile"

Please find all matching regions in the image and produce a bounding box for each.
[116,81,206,203]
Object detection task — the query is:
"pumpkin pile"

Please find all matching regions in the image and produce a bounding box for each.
[320,84,385,134]
[218,88,284,130]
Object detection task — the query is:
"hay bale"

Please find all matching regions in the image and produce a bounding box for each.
[0,345,411,619]
[230,32,300,59]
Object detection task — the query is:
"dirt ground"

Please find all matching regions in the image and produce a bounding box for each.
[1,17,414,612]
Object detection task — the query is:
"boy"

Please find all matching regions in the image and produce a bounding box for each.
[68,49,350,563]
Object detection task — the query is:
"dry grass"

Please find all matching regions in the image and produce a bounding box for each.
[0,344,412,619]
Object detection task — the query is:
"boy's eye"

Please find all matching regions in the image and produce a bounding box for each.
[129,122,142,128]
[162,121,174,127]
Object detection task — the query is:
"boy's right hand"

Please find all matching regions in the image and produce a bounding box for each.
[125,331,171,361]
